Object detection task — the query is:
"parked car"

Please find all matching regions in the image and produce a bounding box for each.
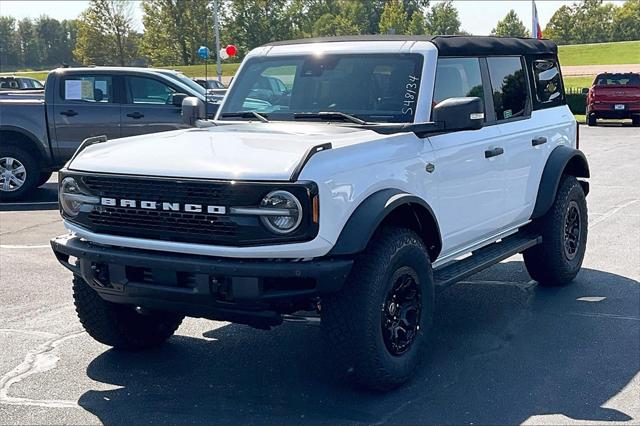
[193,78,225,90]
[0,67,220,200]
[0,76,44,91]
[584,72,640,126]
[51,35,588,391]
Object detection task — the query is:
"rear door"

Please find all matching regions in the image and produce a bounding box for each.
[120,75,184,137]
[52,73,121,160]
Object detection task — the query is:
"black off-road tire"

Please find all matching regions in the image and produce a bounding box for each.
[632,115,640,127]
[586,113,597,127]
[524,175,588,286]
[73,275,184,350]
[321,227,434,391]
[36,171,53,187]
[0,146,40,201]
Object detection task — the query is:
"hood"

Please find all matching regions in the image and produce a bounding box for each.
[69,122,384,181]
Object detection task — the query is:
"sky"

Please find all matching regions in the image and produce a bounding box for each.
[0,0,628,35]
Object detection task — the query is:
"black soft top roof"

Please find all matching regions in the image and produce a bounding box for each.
[263,35,558,57]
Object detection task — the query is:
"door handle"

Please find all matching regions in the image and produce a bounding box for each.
[484,147,504,158]
[532,136,548,146]
[126,112,144,119]
[60,109,78,117]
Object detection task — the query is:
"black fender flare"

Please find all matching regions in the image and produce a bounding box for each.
[328,188,442,259]
[531,145,590,220]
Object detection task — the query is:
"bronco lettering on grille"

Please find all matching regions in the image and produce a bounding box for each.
[100,197,227,214]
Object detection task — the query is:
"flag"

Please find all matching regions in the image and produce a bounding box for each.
[532,0,543,39]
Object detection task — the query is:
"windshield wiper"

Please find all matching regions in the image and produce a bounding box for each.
[294,111,367,125]
[220,111,269,122]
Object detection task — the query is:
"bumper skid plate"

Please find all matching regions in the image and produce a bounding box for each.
[51,234,353,327]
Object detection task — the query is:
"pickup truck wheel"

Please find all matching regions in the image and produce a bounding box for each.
[321,227,434,391]
[37,171,53,187]
[587,114,597,127]
[73,275,184,351]
[0,147,39,201]
[524,176,587,286]
[632,116,640,127]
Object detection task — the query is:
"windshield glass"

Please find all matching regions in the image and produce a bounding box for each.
[219,53,424,123]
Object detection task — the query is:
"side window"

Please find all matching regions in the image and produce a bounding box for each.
[62,75,112,103]
[433,57,484,107]
[487,57,529,121]
[128,76,176,105]
[532,59,563,107]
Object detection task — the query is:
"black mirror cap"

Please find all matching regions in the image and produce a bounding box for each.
[432,97,484,131]
[172,93,189,107]
[181,96,206,126]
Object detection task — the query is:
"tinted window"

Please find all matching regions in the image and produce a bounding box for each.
[532,59,562,105]
[487,57,528,120]
[220,54,424,123]
[432,57,484,114]
[595,73,640,86]
[62,75,112,103]
[128,76,176,104]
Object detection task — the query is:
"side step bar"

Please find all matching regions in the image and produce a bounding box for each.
[433,232,542,289]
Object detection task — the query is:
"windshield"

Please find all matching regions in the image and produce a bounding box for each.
[219,53,424,123]
[157,70,207,96]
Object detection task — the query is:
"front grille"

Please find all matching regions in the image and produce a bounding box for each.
[68,174,317,246]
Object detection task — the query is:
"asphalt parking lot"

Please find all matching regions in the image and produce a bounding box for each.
[0,124,638,425]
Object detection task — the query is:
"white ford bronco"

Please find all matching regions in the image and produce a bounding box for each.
[51,35,589,390]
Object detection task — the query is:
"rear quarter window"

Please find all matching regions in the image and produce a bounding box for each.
[531,59,564,108]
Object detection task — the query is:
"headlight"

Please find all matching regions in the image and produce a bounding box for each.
[259,190,302,234]
[59,177,99,217]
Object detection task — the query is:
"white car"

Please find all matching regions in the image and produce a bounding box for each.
[51,35,589,391]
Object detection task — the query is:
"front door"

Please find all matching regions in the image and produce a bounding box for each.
[120,75,185,138]
[427,57,508,256]
[52,74,121,160]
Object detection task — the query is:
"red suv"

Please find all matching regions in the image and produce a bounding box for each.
[585,72,640,127]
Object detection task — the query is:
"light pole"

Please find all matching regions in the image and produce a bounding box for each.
[213,0,222,83]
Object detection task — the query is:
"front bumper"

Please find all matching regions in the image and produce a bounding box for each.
[51,234,353,328]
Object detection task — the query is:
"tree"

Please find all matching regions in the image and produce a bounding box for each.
[74,0,139,66]
[491,9,530,38]
[142,0,214,66]
[0,17,20,70]
[544,5,576,45]
[17,18,39,68]
[612,0,640,41]
[379,0,408,34]
[572,0,615,43]
[425,0,461,35]
[221,0,293,57]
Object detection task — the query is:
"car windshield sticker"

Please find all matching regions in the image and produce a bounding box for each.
[503,109,513,119]
[402,75,420,115]
[65,80,82,100]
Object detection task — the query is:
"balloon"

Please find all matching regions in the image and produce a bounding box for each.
[225,45,238,57]
[197,46,209,60]
[219,49,229,60]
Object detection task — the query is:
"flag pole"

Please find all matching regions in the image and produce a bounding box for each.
[214,0,222,83]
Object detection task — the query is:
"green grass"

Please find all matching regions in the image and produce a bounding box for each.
[0,63,242,82]
[558,40,640,66]
[564,75,595,90]
[163,62,241,77]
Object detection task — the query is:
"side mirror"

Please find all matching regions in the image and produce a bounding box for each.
[581,88,589,95]
[181,96,205,126]
[171,93,188,107]
[432,97,484,131]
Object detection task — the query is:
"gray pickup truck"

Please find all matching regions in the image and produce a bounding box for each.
[0,67,221,200]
